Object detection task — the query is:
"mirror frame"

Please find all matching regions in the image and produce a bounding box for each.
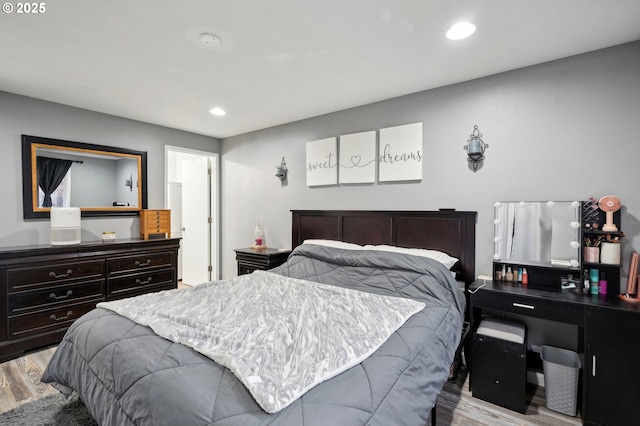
[21,134,148,219]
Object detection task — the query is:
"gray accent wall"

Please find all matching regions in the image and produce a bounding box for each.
[0,91,220,246]
[221,41,640,282]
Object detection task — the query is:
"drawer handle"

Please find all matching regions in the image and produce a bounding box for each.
[50,311,73,321]
[512,302,535,310]
[136,277,153,285]
[49,290,73,300]
[135,259,152,267]
[49,269,73,279]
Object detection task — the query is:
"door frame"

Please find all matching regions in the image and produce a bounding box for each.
[164,145,220,281]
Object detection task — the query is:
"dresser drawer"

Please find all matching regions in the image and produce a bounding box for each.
[107,269,175,299]
[473,289,585,326]
[7,260,105,292]
[8,280,104,315]
[143,222,170,233]
[8,301,97,339]
[143,210,169,220]
[143,215,170,226]
[107,252,174,276]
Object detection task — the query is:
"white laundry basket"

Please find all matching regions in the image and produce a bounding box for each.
[540,345,581,416]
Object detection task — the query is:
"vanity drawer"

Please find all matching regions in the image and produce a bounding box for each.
[7,260,105,292]
[8,301,97,339]
[107,252,174,276]
[107,269,175,299]
[8,280,104,315]
[473,289,585,326]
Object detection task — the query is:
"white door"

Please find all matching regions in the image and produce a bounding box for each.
[181,157,210,285]
[167,182,183,280]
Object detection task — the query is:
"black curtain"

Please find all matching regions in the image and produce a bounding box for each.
[37,156,73,207]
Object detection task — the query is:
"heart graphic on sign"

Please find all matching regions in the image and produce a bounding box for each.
[350,155,362,167]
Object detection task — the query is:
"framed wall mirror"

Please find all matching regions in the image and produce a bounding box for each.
[493,201,581,268]
[22,135,148,219]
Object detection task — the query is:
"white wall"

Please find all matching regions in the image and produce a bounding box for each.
[0,91,220,246]
[221,41,640,280]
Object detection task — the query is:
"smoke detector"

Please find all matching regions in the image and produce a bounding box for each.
[199,33,221,47]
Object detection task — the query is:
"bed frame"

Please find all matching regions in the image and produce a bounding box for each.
[291,209,477,287]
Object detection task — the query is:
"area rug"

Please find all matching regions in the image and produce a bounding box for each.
[0,392,96,426]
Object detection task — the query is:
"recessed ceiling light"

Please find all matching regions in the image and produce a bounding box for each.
[209,107,226,116]
[446,22,476,40]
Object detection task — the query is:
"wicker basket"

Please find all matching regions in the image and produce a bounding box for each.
[541,345,581,416]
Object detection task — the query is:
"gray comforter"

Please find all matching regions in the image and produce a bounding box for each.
[42,245,465,426]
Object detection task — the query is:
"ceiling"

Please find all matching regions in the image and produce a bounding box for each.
[2,1,639,139]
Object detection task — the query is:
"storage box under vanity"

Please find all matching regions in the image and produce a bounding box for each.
[472,317,527,414]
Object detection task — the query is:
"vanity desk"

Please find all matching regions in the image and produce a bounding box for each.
[0,238,180,363]
[469,279,640,425]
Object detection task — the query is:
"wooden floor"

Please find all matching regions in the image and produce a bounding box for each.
[0,348,581,425]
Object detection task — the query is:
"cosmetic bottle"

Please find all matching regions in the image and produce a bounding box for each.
[505,267,513,282]
[590,268,599,295]
[522,268,528,285]
[599,272,607,295]
[518,267,523,282]
[583,269,590,294]
[501,264,506,280]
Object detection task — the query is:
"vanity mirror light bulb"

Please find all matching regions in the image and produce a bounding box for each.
[493,253,501,260]
[570,201,580,208]
[493,236,501,242]
[570,221,580,229]
[570,241,580,249]
[494,201,502,208]
[570,259,580,268]
[493,218,501,224]
[547,201,555,207]
[519,201,527,208]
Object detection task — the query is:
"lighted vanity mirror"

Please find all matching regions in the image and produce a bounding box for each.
[493,201,581,268]
[21,135,148,219]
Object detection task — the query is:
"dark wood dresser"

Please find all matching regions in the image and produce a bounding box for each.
[0,238,180,363]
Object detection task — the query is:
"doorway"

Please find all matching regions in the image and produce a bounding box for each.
[165,146,219,285]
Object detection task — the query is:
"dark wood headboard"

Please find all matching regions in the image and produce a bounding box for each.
[291,210,477,286]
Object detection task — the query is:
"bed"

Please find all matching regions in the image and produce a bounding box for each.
[42,209,476,426]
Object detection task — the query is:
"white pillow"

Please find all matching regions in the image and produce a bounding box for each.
[302,239,363,250]
[363,244,459,269]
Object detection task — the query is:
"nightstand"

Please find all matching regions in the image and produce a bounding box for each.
[234,247,291,275]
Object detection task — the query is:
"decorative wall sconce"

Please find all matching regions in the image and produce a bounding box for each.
[275,157,288,184]
[463,125,488,172]
[125,174,133,191]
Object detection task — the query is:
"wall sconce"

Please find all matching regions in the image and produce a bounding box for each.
[275,157,288,184]
[463,125,488,172]
[125,174,133,191]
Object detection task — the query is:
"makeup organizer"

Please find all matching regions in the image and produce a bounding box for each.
[582,198,623,296]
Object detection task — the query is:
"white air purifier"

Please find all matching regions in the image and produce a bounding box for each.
[50,207,81,245]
